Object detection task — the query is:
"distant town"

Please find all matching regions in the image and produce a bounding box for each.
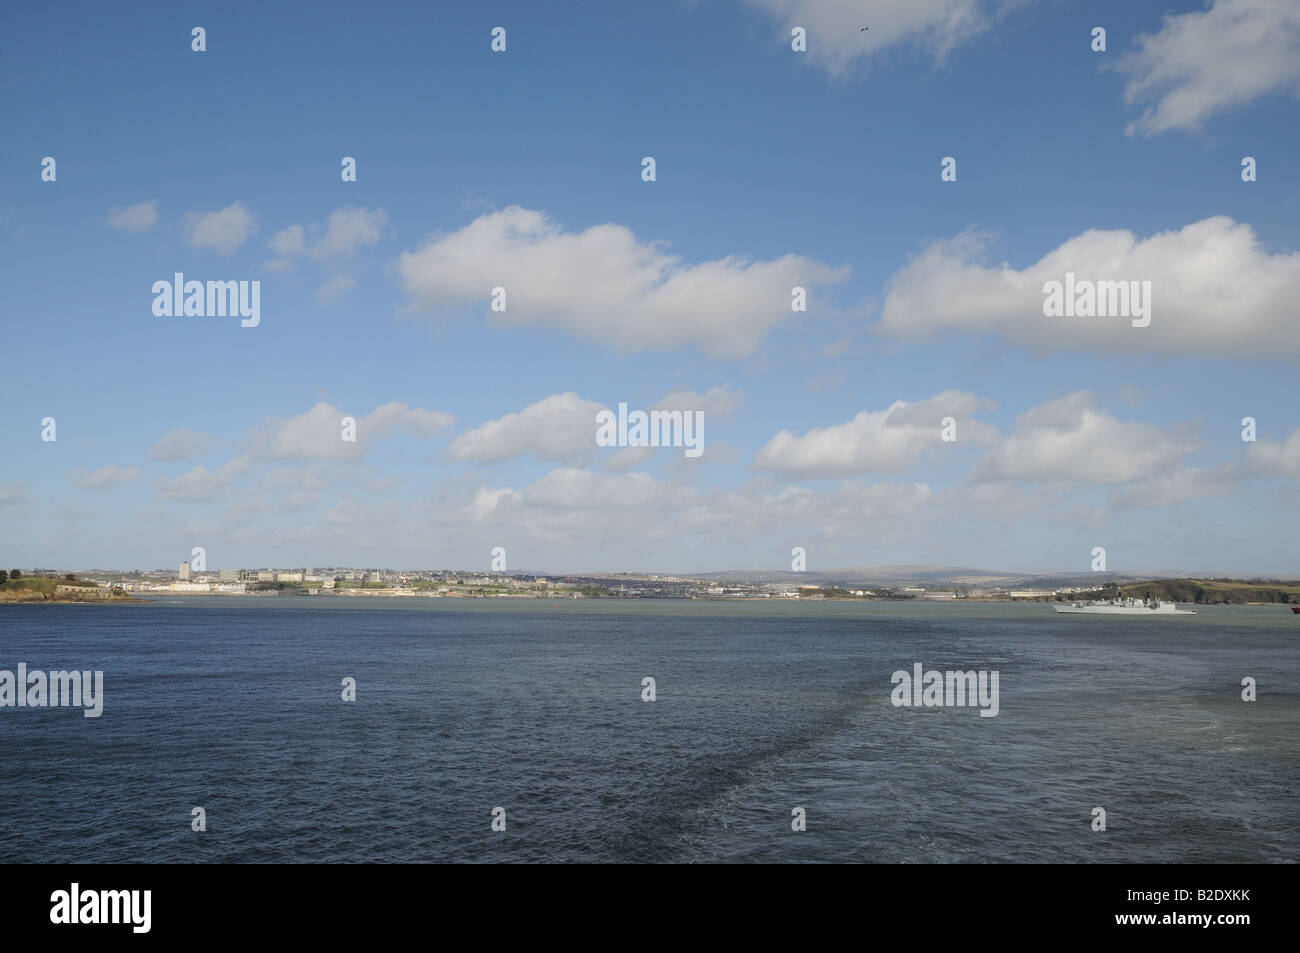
[3,564,1297,605]
[1,562,1136,602]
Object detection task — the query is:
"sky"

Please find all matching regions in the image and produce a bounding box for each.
[2,0,1299,575]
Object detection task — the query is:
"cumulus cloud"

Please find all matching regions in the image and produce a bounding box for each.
[252,463,339,512]
[448,387,742,469]
[269,224,305,257]
[654,386,741,419]
[1113,0,1300,136]
[524,468,662,509]
[743,0,1033,77]
[269,207,388,268]
[106,201,158,233]
[702,481,935,544]
[1113,430,1300,510]
[312,207,388,257]
[1240,428,1300,478]
[184,202,257,254]
[972,392,1197,484]
[150,428,216,461]
[153,457,250,503]
[754,390,997,477]
[250,401,454,462]
[447,393,608,465]
[876,216,1300,358]
[74,465,142,490]
[397,206,847,358]
[316,275,356,305]
[442,468,931,543]
[1110,467,1236,509]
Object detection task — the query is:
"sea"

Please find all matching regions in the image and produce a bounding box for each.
[1,598,1296,863]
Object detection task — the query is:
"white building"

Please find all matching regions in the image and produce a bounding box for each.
[179,561,190,581]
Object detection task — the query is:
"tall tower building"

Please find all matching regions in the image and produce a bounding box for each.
[179,561,190,581]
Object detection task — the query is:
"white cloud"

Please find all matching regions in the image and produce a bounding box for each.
[150,428,216,462]
[153,457,250,503]
[1113,0,1300,136]
[184,202,257,255]
[972,392,1197,484]
[448,387,741,468]
[1241,428,1300,478]
[251,463,339,512]
[743,0,1032,77]
[250,402,454,462]
[269,224,305,256]
[1110,467,1235,509]
[269,207,388,268]
[75,465,142,490]
[316,275,356,305]
[397,206,847,358]
[464,486,525,521]
[313,207,388,257]
[754,391,997,477]
[361,402,455,439]
[258,463,335,494]
[603,445,657,471]
[106,201,158,233]
[876,217,1300,358]
[653,386,741,419]
[524,468,662,509]
[448,392,608,465]
[441,469,931,542]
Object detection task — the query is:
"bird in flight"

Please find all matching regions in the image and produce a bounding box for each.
[860,27,869,31]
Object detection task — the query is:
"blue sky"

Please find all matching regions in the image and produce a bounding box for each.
[2,0,1299,574]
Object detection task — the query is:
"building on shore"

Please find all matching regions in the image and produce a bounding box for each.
[179,561,190,581]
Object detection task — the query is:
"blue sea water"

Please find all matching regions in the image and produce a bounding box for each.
[1,598,1296,863]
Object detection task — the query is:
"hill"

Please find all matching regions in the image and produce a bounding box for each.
[1120,578,1300,605]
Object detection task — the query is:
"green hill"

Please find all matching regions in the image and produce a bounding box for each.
[1121,579,1300,605]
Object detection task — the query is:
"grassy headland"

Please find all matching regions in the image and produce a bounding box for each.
[1119,579,1300,605]
[0,575,139,603]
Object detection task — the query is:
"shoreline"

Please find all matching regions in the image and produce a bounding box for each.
[6,591,1296,608]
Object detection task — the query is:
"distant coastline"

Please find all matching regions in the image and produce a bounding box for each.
[4,570,1298,607]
